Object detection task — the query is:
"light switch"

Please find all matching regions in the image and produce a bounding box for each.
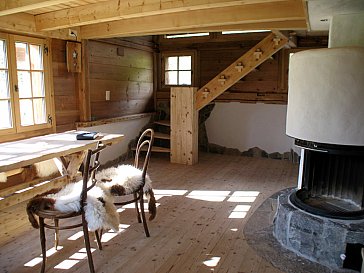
[105,90,111,101]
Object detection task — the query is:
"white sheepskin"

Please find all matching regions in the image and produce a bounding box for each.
[95,164,152,194]
[34,159,59,178]
[0,172,7,183]
[46,180,119,232]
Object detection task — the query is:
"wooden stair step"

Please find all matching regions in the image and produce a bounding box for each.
[151,146,170,153]
[154,132,170,140]
[132,146,170,153]
[154,120,170,126]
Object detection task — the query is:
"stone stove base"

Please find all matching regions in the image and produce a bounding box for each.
[273,188,364,271]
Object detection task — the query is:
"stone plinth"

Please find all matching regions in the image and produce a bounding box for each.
[273,188,364,270]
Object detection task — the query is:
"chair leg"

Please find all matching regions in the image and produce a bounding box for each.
[134,192,142,223]
[39,218,47,273]
[95,229,103,250]
[54,219,59,250]
[82,213,95,273]
[139,189,150,237]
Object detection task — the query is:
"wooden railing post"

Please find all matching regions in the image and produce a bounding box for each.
[170,87,198,165]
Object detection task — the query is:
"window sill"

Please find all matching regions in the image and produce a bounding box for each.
[0,127,55,144]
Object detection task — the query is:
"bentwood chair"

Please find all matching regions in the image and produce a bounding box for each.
[33,143,106,273]
[113,128,154,237]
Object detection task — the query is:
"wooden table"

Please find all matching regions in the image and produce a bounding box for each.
[0,131,124,209]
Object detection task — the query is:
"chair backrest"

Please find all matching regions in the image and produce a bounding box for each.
[80,142,107,205]
[134,128,154,182]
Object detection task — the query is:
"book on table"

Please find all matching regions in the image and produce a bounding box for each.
[76,132,101,140]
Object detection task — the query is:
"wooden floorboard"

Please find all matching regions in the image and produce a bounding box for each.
[0,152,298,273]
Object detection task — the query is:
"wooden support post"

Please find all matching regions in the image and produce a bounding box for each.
[170,87,198,165]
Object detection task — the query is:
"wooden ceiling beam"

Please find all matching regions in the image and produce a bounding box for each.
[35,0,288,31]
[155,20,307,37]
[117,20,307,39]
[0,0,74,16]
[0,13,80,41]
[80,1,306,39]
[0,13,37,34]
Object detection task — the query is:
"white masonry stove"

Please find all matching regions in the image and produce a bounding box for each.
[273,47,364,272]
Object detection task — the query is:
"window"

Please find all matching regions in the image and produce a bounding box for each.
[165,33,209,39]
[0,33,53,139]
[162,52,195,87]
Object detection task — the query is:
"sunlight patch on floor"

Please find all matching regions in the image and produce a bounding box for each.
[24,246,64,267]
[54,259,79,270]
[100,223,130,243]
[203,256,221,267]
[227,191,260,202]
[54,248,95,270]
[154,189,188,200]
[187,190,231,202]
[228,205,251,219]
[120,202,161,209]
[68,231,84,241]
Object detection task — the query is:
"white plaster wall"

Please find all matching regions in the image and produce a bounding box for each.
[205,102,295,153]
[78,117,151,164]
[329,12,364,48]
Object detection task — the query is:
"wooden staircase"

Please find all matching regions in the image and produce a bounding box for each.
[151,120,171,153]
[195,31,289,110]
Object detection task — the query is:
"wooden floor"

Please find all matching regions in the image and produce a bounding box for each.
[0,152,298,273]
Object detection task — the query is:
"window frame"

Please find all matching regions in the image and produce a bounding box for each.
[0,33,55,142]
[0,33,16,136]
[161,51,197,88]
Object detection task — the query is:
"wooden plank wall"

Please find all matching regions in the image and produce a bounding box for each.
[157,33,328,105]
[88,38,155,119]
[52,39,80,132]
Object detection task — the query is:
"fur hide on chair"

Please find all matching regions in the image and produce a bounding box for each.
[27,164,157,232]
[96,165,157,220]
[27,180,119,232]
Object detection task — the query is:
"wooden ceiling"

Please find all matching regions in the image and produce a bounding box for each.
[0,0,308,40]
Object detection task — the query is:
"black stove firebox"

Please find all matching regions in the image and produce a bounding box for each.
[290,139,364,220]
[274,140,364,272]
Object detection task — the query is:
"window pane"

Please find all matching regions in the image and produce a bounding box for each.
[0,100,12,129]
[33,98,46,124]
[30,44,43,70]
[165,57,178,70]
[165,71,178,85]
[0,40,7,69]
[0,70,9,99]
[19,99,34,126]
[179,56,191,70]
[179,71,192,85]
[18,71,32,98]
[32,72,44,97]
[15,42,30,70]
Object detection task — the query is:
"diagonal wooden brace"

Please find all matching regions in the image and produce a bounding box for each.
[195,31,289,111]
